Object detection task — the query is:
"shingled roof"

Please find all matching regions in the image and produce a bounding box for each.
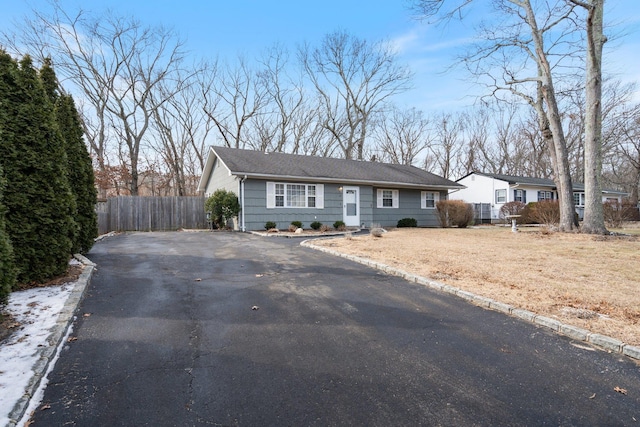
[471,172,557,188]
[465,171,627,195]
[202,146,464,190]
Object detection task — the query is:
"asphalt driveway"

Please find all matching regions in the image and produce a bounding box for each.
[31,232,639,426]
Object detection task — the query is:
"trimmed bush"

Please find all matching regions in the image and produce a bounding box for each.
[310,221,322,230]
[397,218,417,228]
[436,200,474,228]
[333,220,346,231]
[291,221,303,229]
[529,200,560,227]
[264,221,277,230]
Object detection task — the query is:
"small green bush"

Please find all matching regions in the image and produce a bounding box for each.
[397,218,417,228]
[333,220,346,231]
[291,220,303,229]
[310,221,322,230]
[264,221,277,230]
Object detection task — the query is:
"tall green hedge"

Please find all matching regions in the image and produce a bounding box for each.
[0,52,75,283]
[41,59,97,253]
[0,165,16,304]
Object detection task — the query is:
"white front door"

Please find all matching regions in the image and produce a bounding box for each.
[343,186,360,227]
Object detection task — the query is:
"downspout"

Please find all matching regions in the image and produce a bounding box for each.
[240,175,247,232]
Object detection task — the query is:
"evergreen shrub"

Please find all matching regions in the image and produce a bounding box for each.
[397,218,417,228]
[205,189,240,229]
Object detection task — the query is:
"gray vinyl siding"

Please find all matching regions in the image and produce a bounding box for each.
[240,181,443,230]
[204,158,239,196]
[372,188,444,228]
[242,179,346,231]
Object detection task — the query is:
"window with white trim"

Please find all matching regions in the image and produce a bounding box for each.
[573,192,584,206]
[377,189,399,208]
[514,189,526,203]
[495,189,506,204]
[275,183,285,207]
[267,182,324,209]
[421,191,439,209]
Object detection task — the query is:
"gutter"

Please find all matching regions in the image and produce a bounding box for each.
[228,172,465,190]
[240,175,247,232]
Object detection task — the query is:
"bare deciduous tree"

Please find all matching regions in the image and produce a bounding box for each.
[412,0,580,231]
[373,106,432,165]
[204,57,268,149]
[299,30,413,160]
[572,0,607,234]
[5,5,187,196]
[428,112,466,179]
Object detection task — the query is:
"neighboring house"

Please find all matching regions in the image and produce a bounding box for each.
[197,146,464,231]
[449,171,627,222]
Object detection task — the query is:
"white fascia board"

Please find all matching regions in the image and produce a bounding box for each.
[225,172,465,190]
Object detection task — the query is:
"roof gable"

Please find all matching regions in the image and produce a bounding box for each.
[208,146,464,189]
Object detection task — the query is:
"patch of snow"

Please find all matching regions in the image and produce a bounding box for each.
[0,283,73,426]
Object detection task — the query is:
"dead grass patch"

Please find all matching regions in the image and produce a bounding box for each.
[312,227,640,346]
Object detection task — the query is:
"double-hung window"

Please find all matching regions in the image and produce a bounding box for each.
[495,189,506,204]
[377,189,399,208]
[421,191,439,209]
[267,182,324,209]
[538,191,554,201]
[514,189,526,203]
[573,193,584,206]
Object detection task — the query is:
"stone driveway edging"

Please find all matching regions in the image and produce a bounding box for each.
[301,239,640,362]
[7,254,95,427]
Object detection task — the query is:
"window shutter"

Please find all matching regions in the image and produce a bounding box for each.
[421,191,427,209]
[266,182,275,208]
[377,189,383,208]
[523,191,526,204]
[392,190,399,208]
[514,189,517,202]
[316,184,324,209]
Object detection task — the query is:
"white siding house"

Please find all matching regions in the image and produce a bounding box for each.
[449,172,626,222]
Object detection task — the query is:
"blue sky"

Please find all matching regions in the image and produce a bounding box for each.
[2,0,640,111]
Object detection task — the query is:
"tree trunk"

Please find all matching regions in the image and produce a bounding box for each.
[524,0,576,231]
[581,0,608,234]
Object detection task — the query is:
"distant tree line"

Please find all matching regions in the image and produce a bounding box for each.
[0,51,97,304]
[2,3,638,215]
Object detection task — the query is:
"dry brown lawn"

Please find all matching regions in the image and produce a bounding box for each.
[311,226,640,347]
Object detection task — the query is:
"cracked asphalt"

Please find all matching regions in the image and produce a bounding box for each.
[30,232,640,426]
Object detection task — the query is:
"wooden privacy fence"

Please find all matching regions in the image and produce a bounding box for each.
[97,196,207,234]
